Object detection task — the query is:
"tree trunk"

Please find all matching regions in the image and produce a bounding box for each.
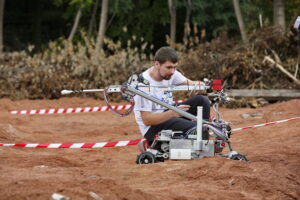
[88,0,100,39]
[273,0,285,34]
[259,13,263,28]
[183,0,192,45]
[68,7,82,41]
[0,0,5,54]
[232,0,248,44]
[33,0,42,47]
[168,0,176,46]
[96,0,109,54]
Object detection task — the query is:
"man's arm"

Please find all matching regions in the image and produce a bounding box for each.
[141,105,190,126]
[173,70,203,86]
[182,79,203,85]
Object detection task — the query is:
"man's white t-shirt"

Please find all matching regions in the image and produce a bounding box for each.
[133,67,187,136]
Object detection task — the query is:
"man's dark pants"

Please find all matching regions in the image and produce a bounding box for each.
[144,95,210,143]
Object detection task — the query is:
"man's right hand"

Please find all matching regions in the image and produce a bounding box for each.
[141,104,190,126]
[172,104,190,117]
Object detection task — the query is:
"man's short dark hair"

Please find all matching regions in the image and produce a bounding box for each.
[154,46,178,64]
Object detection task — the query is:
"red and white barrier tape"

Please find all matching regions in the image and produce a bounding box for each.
[0,116,299,149]
[231,116,300,132]
[9,105,132,115]
[0,139,141,148]
[9,100,186,115]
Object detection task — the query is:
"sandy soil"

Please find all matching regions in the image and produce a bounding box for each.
[0,97,300,200]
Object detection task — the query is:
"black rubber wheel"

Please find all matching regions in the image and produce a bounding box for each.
[136,152,156,164]
[230,153,249,161]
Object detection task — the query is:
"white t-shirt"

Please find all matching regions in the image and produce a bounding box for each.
[133,67,187,136]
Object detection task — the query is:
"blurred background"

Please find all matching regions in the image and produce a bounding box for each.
[0,0,299,103]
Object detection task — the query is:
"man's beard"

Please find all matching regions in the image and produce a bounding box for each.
[159,71,172,80]
[162,75,172,80]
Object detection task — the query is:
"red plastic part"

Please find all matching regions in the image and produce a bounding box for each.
[212,79,222,91]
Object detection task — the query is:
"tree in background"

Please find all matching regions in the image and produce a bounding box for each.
[105,0,167,51]
[68,6,82,41]
[191,0,237,40]
[87,0,99,38]
[251,0,299,30]
[183,0,192,45]
[66,0,93,41]
[96,0,109,53]
[232,0,248,44]
[31,0,42,47]
[273,0,285,34]
[0,0,4,53]
[2,0,300,52]
[168,0,177,46]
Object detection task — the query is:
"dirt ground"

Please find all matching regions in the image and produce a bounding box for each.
[0,97,299,200]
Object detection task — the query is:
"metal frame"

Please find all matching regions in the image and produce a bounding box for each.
[126,85,198,121]
[61,78,248,162]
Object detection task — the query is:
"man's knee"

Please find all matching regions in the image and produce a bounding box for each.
[187,95,210,119]
[194,95,210,107]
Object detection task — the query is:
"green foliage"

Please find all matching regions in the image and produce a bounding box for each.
[285,0,300,24]
[251,0,300,26]
[110,0,134,14]
[106,0,169,50]
[0,31,152,99]
[1,26,298,100]
[52,0,93,20]
[239,0,262,31]
[3,0,300,52]
[190,0,237,38]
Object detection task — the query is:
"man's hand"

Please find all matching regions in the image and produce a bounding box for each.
[172,104,190,117]
[141,104,190,126]
[180,79,204,85]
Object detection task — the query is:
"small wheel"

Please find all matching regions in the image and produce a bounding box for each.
[136,152,156,164]
[230,153,249,161]
[162,153,169,159]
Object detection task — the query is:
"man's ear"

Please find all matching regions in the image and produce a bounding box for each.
[154,61,160,69]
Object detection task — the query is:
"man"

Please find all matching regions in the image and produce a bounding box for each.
[133,47,210,146]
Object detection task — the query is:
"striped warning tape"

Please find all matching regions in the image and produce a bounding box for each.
[9,100,186,115]
[231,116,300,132]
[0,139,141,148]
[9,105,132,115]
[1,116,299,148]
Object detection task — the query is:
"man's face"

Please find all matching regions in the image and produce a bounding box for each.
[155,61,178,80]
